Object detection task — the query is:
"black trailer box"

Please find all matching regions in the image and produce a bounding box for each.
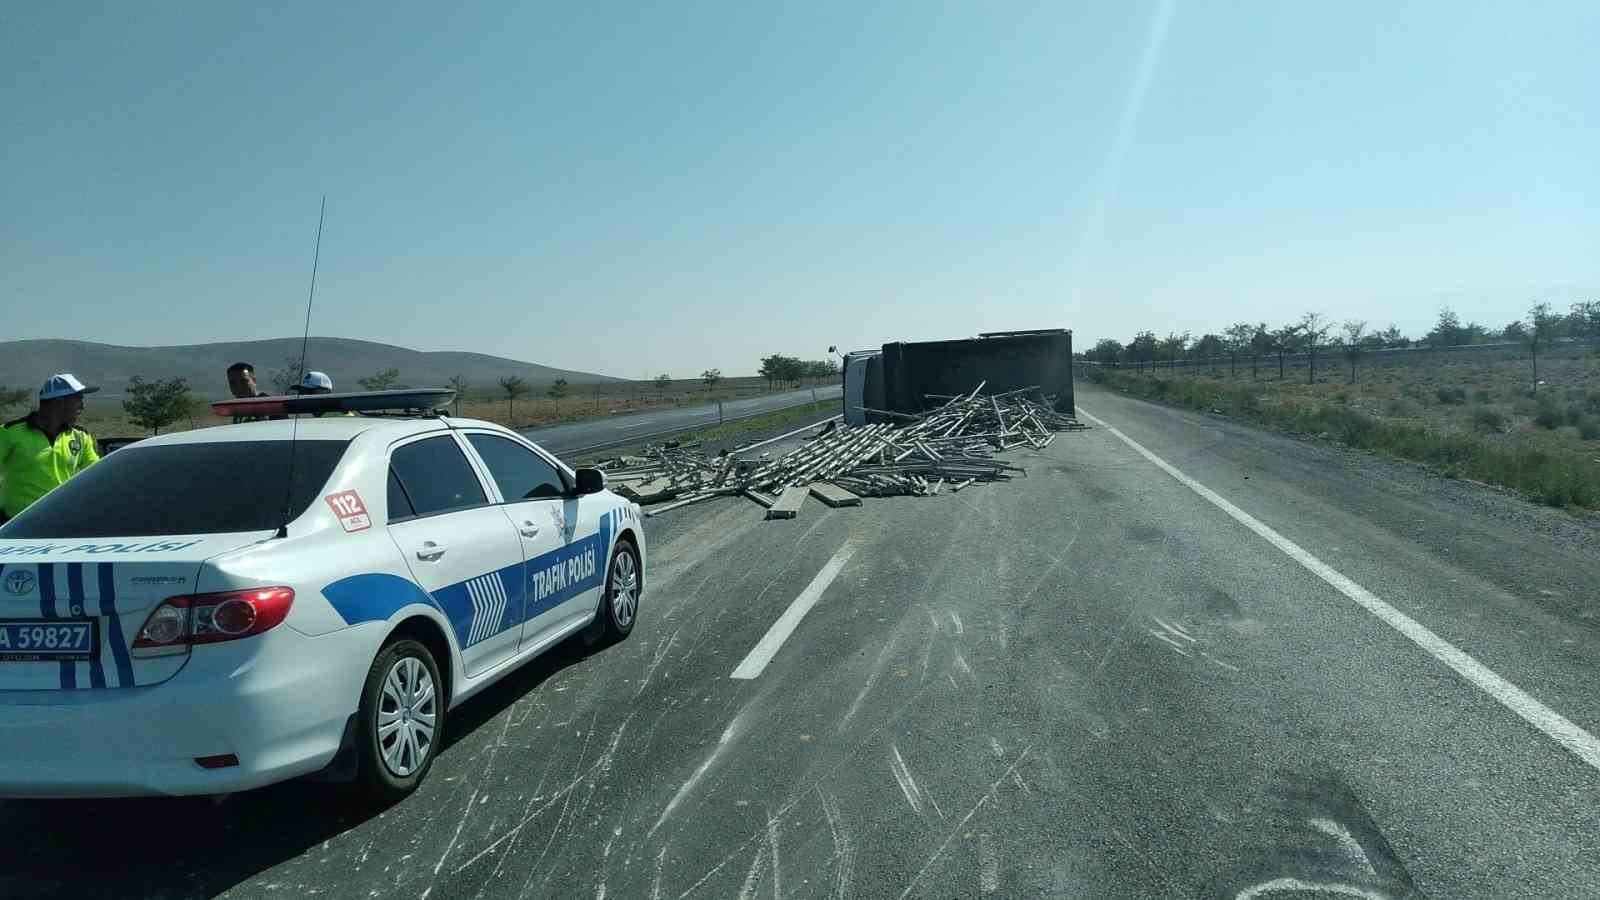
[845,329,1074,424]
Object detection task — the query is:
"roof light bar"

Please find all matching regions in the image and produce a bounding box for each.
[210,388,456,418]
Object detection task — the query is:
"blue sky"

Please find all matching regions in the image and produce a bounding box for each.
[3,1,1595,377]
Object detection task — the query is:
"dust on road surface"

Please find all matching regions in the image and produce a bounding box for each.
[5,385,1599,899]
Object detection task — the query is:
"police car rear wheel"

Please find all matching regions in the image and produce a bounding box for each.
[596,539,640,643]
[357,638,445,800]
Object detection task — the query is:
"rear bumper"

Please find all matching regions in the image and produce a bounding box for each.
[0,624,382,798]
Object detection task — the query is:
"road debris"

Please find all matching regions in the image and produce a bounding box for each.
[598,386,1088,519]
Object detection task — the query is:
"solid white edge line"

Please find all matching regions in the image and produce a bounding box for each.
[730,543,855,680]
[1076,404,1600,774]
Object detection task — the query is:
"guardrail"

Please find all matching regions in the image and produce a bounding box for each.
[545,387,843,457]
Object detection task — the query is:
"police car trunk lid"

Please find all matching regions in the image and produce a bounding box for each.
[0,534,258,691]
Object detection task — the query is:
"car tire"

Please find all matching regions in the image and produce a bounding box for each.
[356,638,445,801]
[586,538,640,646]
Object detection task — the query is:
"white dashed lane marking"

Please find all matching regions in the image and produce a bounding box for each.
[730,543,855,680]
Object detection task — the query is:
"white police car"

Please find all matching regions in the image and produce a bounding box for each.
[0,390,644,800]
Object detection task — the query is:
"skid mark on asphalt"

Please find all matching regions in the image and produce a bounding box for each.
[951,649,974,681]
[1150,616,1194,643]
[648,708,748,838]
[1148,615,1246,674]
[978,831,1000,894]
[734,839,767,900]
[670,681,941,898]
[895,746,1034,900]
[595,824,624,900]
[765,809,783,900]
[841,630,901,729]
[515,711,599,897]
[448,712,635,878]
[1149,629,1192,657]
[651,847,667,900]
[1079,404,1600,775]
[637,628,680,697]
[429,712,513,886]
[888,744,927,816]
[479,754,560,895]
[1309,818,1376,875]
[817,789,855,900]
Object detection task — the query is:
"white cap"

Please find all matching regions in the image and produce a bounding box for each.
[39,373,99,401]
[298,371,334,392]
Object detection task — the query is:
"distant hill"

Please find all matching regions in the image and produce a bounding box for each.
[0,338,620,400]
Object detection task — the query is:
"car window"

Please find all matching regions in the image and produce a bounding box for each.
[389,436,487,517]
[387,468,416,522]
[0,440,350,538]
[466,434,566,501]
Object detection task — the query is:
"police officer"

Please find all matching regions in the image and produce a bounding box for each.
[225,361,281,424]
[0,374,101,524]
[294,371,355,417]
[226,362,268,400]
[293,370,336,396]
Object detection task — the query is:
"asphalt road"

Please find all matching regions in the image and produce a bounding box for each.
[6,383,1600,898]
[521,385,843,456]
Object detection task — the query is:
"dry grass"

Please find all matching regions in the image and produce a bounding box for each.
[46,376,836,437]
[1087,345,1600,508]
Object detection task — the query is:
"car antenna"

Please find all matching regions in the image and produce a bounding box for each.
[275,195,326,540]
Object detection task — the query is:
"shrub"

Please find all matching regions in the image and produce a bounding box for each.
[1402,383,1429,402]
[1534,398,1565,430]
[1386,398,1421,418]
[1513,398,1537,416]
[1474,389,1493,404]
[1099,368,1600,508]
[1436,386,1468,405]
[1472,407,1507,433]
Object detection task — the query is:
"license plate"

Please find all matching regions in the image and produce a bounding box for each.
[0,619,98,662]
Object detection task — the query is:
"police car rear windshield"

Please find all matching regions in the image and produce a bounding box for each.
[0,440,351,539]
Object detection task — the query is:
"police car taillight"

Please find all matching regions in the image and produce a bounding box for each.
[132,587,295,649]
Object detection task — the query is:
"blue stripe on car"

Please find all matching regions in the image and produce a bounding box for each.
[38,564,55,619]
[37,567,75,689]
[321,504,626,647]
[521,528,607,625]
[321,573,441,629]
[68,563,106,689]
[99,563,134,687]
[431,561,524,649]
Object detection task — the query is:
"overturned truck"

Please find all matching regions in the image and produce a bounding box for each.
[842,329,1075,426]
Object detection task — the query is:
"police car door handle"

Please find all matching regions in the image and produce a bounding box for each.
[519,521,540,538]
[416,542,448,562]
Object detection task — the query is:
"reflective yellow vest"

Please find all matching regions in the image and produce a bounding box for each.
[0,416,99,518]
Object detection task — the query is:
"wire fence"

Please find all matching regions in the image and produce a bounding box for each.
[1079,336,1600,383]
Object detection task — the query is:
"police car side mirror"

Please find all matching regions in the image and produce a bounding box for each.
[574,468,607,495]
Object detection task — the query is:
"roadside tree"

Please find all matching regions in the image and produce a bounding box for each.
[124,376,192,435]
[499,375,529,421]
[1341,320,1368,383]
[358,368,400,391]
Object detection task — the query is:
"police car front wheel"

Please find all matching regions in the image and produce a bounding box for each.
[586,538,640,646]
[357,638,445,800]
